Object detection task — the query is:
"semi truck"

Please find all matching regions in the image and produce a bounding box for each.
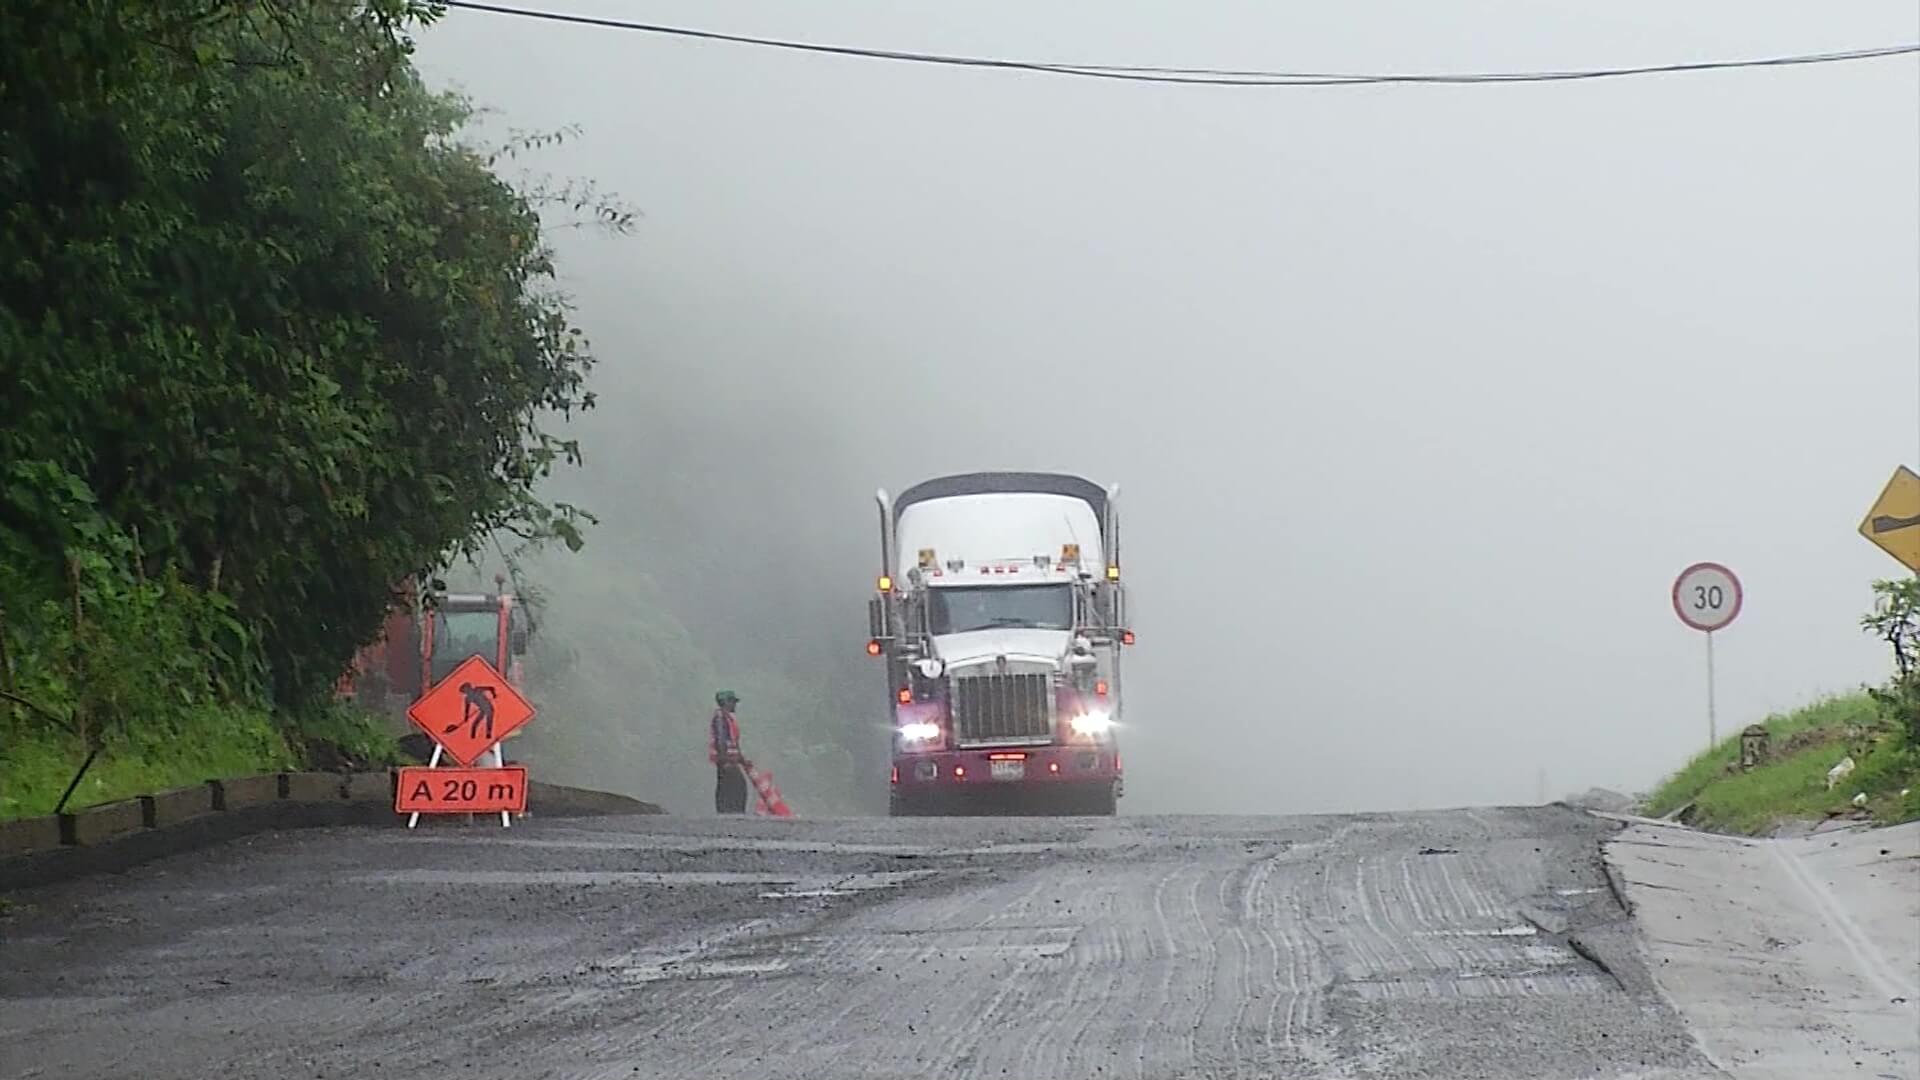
[869,472,1132,816]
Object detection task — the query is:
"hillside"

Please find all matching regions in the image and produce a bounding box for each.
[1643,693,1920,834]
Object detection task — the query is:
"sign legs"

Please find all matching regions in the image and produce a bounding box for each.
[490,742,511,829]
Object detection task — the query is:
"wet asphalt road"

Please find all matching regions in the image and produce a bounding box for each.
[0,807,1723,1080]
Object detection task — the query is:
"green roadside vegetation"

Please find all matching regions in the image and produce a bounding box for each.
[1641,693,1920,833]
[0,701,404,821]
[1,3,613,819]
[1642,579,1920,835]
[1,708,288,821]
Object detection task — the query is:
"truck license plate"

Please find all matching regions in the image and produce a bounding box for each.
[990,760,1025,782]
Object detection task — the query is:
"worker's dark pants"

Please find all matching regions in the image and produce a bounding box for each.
[715,763,748,814]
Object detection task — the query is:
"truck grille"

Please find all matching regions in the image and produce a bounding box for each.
[950,673,1053,744]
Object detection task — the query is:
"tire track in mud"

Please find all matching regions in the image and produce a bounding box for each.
[465,843,1012,1078]
[1045,920,1137,1077]
[1218,860,1258,1065]
[1270,825,1363,1064]
[906,866,1064,1078]
[990,874,1138,1080]
[1179,869,1219,1065]
[1256,855,1304,1054]
[1131,859,1187,1079]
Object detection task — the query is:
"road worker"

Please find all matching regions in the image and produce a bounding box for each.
[709,690,749,814]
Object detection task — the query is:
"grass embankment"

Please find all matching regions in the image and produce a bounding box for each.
[1642,693,1920,834]
[0,705,399,821]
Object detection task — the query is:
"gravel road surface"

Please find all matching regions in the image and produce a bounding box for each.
[1,807,1743,1079]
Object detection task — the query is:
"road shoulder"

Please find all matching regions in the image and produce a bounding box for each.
[1606,819,1920,1080]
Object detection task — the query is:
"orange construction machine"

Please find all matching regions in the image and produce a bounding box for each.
[337,576,533,750]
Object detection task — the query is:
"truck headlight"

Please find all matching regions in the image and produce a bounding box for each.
[898,722,942,744]
[1069,710,1112,736]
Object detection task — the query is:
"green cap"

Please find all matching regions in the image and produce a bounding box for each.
[715,690,740,706]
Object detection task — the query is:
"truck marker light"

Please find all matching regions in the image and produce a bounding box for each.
[987,752,1027,761]
[890,766,899,784]
[953,766,966,778]
[1095,680,1109,697]
[866,640,883,657]
[897,687,913,704]
[1106,565,1121,581]
[1048,762,1061,774]
[1122,630,1136,645]
[877,575,893,593]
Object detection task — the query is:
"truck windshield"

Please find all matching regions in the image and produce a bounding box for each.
[928,585,1072,635]
[430,609,497,684]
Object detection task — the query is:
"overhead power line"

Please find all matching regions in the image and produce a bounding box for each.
[439,1,1920,88]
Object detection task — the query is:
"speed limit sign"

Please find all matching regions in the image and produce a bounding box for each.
[1672,562,1742,633]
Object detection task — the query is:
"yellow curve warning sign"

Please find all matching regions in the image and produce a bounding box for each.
[1861,465,1920,573]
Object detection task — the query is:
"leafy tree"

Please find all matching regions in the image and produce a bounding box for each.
[2,0,603,726]
[1862,577,1920,747]
[1,3,634,822]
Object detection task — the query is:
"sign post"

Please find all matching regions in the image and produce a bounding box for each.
[1672,562,1743,750]
[399,654,537,829]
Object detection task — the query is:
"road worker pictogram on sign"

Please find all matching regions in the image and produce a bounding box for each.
[406,654,536,767]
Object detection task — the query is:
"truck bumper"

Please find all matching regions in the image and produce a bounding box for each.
[891,746,1120,791]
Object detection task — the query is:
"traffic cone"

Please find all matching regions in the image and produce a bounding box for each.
[742,761,793,817]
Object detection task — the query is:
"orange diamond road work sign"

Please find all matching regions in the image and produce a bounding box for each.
[395,766,528,814]
[406,654,536,766]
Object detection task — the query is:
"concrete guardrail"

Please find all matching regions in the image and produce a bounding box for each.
[1,770,663,892]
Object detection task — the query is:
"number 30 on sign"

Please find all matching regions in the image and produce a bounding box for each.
[1672,562,1742,633]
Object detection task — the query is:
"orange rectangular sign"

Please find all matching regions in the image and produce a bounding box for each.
[395,766,528,814]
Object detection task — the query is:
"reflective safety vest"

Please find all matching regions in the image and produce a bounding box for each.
[709,708,741,763]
